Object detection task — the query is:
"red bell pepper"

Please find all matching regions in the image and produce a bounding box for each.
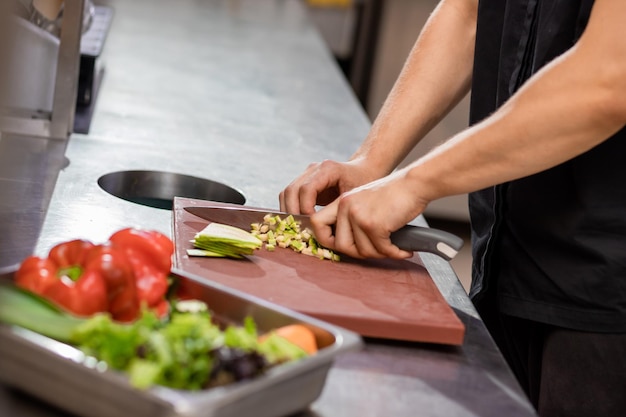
[84,244,140,322]
[15,228,174,321]
[16,239,110,317]
[108,228,173,311]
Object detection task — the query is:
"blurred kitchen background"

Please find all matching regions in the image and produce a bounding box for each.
[0,0,472,291]
[306,0,472,291]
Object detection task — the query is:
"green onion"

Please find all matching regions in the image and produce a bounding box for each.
[0,283,85,342]
[188,223,263,259]
[251,214,340,261]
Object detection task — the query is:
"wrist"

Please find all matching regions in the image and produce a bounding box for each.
[402,161,446,204]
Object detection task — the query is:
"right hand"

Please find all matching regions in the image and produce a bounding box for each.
[309,167,426,260]
[279,158,379,215]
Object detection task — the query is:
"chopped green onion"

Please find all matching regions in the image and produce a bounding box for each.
[251,214,339,262]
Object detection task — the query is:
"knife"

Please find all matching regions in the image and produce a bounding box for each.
[183,206,464,261]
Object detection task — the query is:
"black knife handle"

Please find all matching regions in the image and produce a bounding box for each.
[390,225,464,261]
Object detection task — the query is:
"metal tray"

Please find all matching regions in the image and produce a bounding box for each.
[0,267,362,417]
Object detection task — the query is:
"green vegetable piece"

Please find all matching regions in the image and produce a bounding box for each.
[174,299,209,314]
[284,214,296,227]
[223,316,259,352]
[258,332,308,364]
[128,359,162,390]
[0,283,85,342]
[186,248,228,258]
[72,312,157,370]
[192,222,262,259]
[267,230,276,246]
[289,240,305,252]
[249,214,340,261]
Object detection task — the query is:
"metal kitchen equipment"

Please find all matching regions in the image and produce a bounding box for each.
[0,0,110,139]
[74,3,114,133]
[0,267,363,417]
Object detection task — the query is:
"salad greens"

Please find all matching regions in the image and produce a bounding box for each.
[0,283,309,390]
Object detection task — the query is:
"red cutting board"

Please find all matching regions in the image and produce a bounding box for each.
[172,197,465,345]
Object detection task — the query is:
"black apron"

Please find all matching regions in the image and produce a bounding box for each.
[468,0,626,332]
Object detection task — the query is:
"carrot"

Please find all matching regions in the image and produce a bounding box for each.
[262,324,318,355]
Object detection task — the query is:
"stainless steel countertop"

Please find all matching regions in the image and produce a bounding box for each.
[0,1,536,416]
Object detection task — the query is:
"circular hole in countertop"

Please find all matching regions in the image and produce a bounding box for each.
[98,170,246,210]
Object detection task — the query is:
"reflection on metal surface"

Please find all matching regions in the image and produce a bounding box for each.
[13,0,95,38]
[0,16,59,114]
[0,0,84,139]
[98,170,246,210]
[0,133,68,268]
[0,3,17,113]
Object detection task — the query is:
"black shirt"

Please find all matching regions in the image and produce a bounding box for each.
[468,0,626,332]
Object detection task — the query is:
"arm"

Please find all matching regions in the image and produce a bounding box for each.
[315,0,626,259]
[407,0,626,202]
[280,0,478,214]
[349,0,478,174]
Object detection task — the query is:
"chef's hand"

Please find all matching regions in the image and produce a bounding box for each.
[279,159,380,215]
[310,169,427,260]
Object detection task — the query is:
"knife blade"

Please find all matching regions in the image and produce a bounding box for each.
[183,205,464,261]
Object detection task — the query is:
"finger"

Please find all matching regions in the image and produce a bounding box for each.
[279,189,287,212]
[338,200,389,259]
[298,179,321,215]
[334,190,413,260]
[368,233,414,260]
[331,197,364,259]
[384,245,414,260]
[281,163,320,214]
[280,181,300,214]
[310,200,339,249]
[350,224,385,259]
[352,212,414,260]
[344,222,413,260]
[283,170,320,214]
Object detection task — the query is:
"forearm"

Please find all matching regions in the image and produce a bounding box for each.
[350,0,478,176]
[406,0,626,201]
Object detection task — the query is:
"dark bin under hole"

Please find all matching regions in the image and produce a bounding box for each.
[98,170,246,210]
